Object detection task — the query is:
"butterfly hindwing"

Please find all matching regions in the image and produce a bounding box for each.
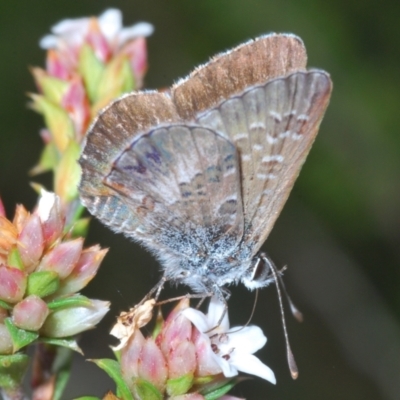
[105,125,244,256]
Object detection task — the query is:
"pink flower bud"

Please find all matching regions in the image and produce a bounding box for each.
[138,338,168,392]
[168,340,196,379]
[0,323,13,354]
[121,329,145,384]
[57,246,107,295]
[17,214,44,271]
[37,238,83,279]
[0,266,27,303]
[121,37,148,88]
[61,77,90,140]
[46,49,70,80]
[12,295,49,331]
[159,299,192,357]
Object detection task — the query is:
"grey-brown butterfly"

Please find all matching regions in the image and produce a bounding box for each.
[79,33,332,302]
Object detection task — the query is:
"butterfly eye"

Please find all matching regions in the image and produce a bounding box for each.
[251,256,272,283]
[242,254,276,290]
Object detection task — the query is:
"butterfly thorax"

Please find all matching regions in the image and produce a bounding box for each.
[151,225,255,294]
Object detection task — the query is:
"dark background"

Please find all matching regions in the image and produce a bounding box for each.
[1,1,400,399]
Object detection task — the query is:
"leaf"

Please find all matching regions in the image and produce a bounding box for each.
[7,247,24,270]
[30,94,74,153]
[197,376,238,400]
[79,44,105,103]
[0,353,29,389]
[54,140,81,203]
[91,359,133,400]
[40,75,69,105]
[26,271,60,297]
[30,142,60,175]
[40,337,83,354]
[0,299,12,310]
[47,294,92,310]
[166,373,194,396]
[132,378,162,400]
[5,318,39,352]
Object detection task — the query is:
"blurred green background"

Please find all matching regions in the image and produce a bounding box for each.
[1,1,400,399]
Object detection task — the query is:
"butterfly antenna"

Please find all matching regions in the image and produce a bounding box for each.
[276,266,303,322]
[262,254,299,379]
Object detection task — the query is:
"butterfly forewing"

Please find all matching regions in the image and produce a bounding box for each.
[172,34,307,120]
[104,125,244,255]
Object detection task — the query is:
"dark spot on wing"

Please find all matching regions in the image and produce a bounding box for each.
[218,198,237,215]
[179,182,193,198]
[206,165,221,183]
[133,162,146,174]
[146,148,162,164]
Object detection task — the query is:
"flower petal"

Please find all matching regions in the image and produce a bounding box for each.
[181,308,209,333]
[98,8,122,41]
[118,22,154,46]
[191,329,221,376]
[230,351,276,384]
[207,297,229,332]
[226,326,266,354]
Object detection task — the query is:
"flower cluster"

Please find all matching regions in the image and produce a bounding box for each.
[98,297,274,399]
[30,9,153,204]
[0,190,108,356]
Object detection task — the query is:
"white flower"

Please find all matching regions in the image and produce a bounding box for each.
[39,8,153,50]
[182,296,276,384]
[37,189,59,222]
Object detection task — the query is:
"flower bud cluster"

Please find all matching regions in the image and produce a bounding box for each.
[0,191,108,355]
[30,9,153,203]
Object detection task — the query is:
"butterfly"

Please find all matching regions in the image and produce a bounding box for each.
[79,33,332,301]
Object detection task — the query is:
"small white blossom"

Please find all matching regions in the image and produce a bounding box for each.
[182,297,276,384]
[37,189,59,222]
[39,8,153,50]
